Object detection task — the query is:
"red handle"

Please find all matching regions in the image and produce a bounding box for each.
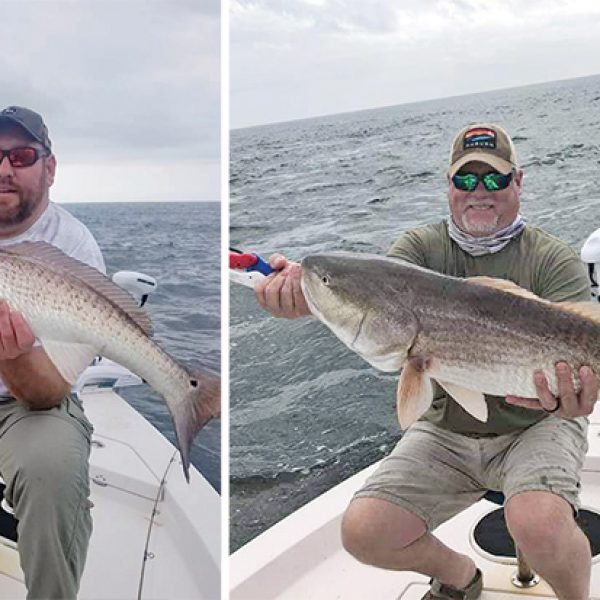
[229,251,258,270]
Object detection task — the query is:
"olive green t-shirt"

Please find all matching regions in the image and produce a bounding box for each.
[387,221,591,436]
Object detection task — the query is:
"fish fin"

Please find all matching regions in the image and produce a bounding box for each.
[170,370,220,482]
[41,339,97,385]
[468,275,600,323]
[396,358,433,429]
[556,301,600,323]
[467,276,548,303]
[436,380,488,422]
[2,241,152,335]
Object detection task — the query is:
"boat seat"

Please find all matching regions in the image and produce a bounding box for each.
[482,490,505,506]
[476,491,600,588]
[0,476,18,545]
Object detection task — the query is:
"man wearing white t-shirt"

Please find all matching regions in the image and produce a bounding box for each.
[0,106,104,599]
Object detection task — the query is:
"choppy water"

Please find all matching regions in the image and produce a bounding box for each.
[230,74,600,549]
[66,201,221,491]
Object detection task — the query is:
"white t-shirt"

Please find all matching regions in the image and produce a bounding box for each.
[0,202,105,273]
[0,201,106,397]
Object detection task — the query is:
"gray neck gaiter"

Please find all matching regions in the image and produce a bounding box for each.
[447,214,526,256]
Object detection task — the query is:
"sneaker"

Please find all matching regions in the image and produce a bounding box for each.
[421,568,483,600]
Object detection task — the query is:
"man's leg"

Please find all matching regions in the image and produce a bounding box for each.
[505,491,590,600]
[0,396,93,600]
[498,416,590,600]
[341,422,487,591]
[342,497,477,589]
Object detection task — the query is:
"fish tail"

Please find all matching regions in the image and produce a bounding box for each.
[170,370,221,482]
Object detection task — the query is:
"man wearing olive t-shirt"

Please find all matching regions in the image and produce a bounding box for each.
[255,124,595,600]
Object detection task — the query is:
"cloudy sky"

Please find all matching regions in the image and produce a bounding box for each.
[231,0,600,129]
[0,0,219,202]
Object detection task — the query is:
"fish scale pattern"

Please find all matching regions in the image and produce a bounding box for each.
[0,250,193,431]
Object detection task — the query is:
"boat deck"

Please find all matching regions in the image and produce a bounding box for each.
[0,387,220,599]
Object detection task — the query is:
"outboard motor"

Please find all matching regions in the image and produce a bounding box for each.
[581,229,600,301]
[111,271,158,307]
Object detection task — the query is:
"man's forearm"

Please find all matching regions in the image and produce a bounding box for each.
[0,347,70,409]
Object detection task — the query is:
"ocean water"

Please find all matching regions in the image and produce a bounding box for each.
[230,74,600,549]
[65,201,221,491]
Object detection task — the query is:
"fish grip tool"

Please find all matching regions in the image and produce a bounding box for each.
[229,248,275,288]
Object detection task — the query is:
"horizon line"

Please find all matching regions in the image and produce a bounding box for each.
[56,199,220,204]
[232,71,600,132]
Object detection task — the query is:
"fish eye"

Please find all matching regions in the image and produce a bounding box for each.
[321,275,330,285]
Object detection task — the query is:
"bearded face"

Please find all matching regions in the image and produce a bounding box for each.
[0,126,54,234]
[448,161,523,238]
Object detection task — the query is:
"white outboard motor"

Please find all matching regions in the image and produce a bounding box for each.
[111,271,158,307]
[581,229,600,301]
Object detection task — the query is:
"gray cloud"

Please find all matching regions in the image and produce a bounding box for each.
[232,0,600,128]
[234,0,445,35]
[0,0,220,162]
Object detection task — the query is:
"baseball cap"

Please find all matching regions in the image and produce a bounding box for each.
[448,123,517,177]
[0,106,52,151]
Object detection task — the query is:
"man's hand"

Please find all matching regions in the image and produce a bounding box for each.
[0,299,70,409]
[0,300,35,360]
[254,253,312,319]
[506,362,598,418]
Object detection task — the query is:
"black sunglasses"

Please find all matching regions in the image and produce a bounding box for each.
[0,147,50,168]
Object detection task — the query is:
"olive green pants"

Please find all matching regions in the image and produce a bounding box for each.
[0,395,93,600]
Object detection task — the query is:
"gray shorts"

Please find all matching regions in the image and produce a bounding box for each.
[354,416,588,532]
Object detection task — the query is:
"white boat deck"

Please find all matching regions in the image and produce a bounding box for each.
[0,386,220,600]
[231,405,600,599]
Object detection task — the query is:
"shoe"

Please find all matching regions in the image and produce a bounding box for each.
[420,568,482,599]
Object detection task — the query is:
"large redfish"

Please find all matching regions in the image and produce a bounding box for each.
[0,241,219,481]
[300,252,598,428]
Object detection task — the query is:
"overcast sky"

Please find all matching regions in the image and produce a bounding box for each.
[0,0,219,202]
[231,0,600,129]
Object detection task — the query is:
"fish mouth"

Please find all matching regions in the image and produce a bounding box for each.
[300,272,331,326]
[299,272,317,314]
[301,269,368,351]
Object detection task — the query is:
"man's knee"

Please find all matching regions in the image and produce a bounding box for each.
[341,497,426,565]
[505,491,581,556]
[10,442,92,598]
[5,419,90,511]
[17,446,87,487]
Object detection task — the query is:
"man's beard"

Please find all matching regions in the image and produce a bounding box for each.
[0,195,38,226]
[459,212,500,236]
[0,174,46,227]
